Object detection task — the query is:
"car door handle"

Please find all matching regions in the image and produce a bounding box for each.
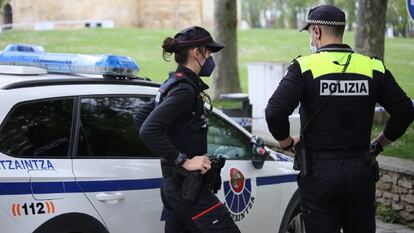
[95,192,125,203]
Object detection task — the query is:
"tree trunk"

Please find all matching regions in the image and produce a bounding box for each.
[211,0,241,100]
[249,2,261,28]
[288,8,298,29]
[355,0,388,60]
[347,0,356,31]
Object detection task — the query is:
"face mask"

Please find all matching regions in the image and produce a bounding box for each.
[197,56,216,77]
[309,33,318,54]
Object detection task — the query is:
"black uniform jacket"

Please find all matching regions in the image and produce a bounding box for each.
[139,66,209,165]
[265,44,414,150]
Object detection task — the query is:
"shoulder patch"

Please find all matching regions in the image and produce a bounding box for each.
[175,72,184,78]
[371,57,385,74]
[295,55,311,74]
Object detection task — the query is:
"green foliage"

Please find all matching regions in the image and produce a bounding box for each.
[387,0,410,37]
[241,0,272,28]
[376,203,401,223]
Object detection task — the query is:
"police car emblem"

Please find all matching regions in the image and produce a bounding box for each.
[223,168,256,222]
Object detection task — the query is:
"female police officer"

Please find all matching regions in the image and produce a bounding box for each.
[140,26,240,233]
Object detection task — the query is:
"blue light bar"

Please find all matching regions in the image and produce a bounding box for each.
[0,50,139,77]
[4,44,45,52]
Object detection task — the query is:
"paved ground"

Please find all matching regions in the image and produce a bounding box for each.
[377,218,414,233]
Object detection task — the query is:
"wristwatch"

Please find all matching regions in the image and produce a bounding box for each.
[175,153,188,167]
[282,138,294,151]
[369,141,383,157]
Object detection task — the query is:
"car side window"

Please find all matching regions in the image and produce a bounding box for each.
[77,96,157,158]
[207,114,250,160]
[0,99,73,157]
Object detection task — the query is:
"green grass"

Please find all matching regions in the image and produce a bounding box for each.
[376,203,401,224]
[372,123,414,160]
[0,28,412,159]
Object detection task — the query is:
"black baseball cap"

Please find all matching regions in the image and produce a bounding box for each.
[300,5,346,32]
[173,26,225,53]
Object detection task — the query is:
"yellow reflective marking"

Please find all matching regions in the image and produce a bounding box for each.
[297,52,374,79]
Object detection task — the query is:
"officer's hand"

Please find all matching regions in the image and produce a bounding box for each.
[182,156,212,174]
[279,136,301,154]
[292,136,300,145]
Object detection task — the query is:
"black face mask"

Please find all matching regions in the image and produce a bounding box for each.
[196,50,216,77]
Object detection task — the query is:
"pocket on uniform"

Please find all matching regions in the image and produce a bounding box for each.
[188,119,208,155]
[192,202,230,231]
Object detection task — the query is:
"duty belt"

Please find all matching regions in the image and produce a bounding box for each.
[309,148,368,160]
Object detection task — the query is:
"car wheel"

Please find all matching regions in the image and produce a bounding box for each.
[285,207,305,233]
[279,190,306,233]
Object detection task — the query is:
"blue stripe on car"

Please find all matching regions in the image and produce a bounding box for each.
[0,178,162,195]
[256,174,297,186]
[0,175,296,195]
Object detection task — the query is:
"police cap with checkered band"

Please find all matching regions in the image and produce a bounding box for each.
[300,5,346,32]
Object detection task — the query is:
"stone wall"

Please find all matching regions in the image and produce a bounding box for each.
[1,0,217,29]
[376,156,414,223]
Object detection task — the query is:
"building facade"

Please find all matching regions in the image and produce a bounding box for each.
[0,0,216,29]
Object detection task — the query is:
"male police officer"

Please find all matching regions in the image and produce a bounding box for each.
[265,5,414,233]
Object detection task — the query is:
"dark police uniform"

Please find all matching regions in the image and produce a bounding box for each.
[140,65,240,233]
[265,5,414,233]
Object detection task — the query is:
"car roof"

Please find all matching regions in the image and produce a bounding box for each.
[0,71,160,90]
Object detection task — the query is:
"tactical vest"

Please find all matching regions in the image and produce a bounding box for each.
[296,52,385,150]
[156,72,208,158]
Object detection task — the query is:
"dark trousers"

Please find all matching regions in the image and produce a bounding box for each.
[298,155,376,233]
[161,178,240,233]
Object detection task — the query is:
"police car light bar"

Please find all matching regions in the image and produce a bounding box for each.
[0,50,139,77]
[4,44,45,53]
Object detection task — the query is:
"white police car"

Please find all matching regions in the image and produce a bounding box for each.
[0,47,302,233]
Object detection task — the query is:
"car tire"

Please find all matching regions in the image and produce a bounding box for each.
[33,213,108,233]
[278,190,306,233]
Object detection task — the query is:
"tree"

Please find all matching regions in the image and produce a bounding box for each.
[241,0,261,28]
[275,0,286,28]
[241,0,273,28]
[211,0,241,100]
[355,0,388,60]
[345,0,356,31]
[336,0,357,31]
[386,0,409,37]
[286,0,318,29]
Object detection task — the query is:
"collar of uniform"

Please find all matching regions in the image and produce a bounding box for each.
[176,66,209,91]
[317,44,354,53]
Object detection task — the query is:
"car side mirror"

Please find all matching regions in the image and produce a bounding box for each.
[250,136,269,169]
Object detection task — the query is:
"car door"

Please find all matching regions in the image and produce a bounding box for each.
[207,112,287,233]
[71,95,164,233]
[0,98,101,231]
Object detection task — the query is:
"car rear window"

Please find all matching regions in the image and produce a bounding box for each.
[0,99,73,157]
[77,96,157,158]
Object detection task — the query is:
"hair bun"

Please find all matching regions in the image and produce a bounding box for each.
[162,37,177,53]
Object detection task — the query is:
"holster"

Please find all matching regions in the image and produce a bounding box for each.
[364,151,380,182]
[205,156,226,194]
[293,139,311,176]
[174,156,226,202]
[175,167,204,203]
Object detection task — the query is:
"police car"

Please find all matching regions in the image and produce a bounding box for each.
[0,46,302,233]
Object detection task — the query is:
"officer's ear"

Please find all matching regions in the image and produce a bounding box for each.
[192,47,202,59]
[311,25,321,40]
[194,47,209,59]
